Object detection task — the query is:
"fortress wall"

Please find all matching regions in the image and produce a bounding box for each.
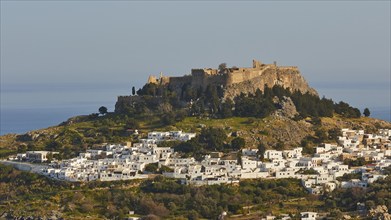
[167,76,192,95]
[204,69,218,75]
[228,68,270,85]
[225,64,282,86]
[191,69,206,77]
[169,75,192,85]
[278,66,298,70]
[205,74,228,87]
[191,69,218,76]
[117,96,138,102]
[188,71,227,90]
[116,96,144,105]
[190,70,208,89]
[223,67,318,99]
[190,72,206,89]
[160,76,171,85]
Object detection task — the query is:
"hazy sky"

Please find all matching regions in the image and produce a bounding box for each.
[1,1,390,109]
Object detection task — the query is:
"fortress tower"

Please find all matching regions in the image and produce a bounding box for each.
[252,59,262,69]
[147,75,158,84]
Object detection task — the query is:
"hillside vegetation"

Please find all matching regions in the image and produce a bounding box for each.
[2,84,391,151]
[3,84,390,158]
[1,111,390,160]
[1,79,391,218]
[1,163,390,219]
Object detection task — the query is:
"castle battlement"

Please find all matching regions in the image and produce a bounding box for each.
[278,66,299,70]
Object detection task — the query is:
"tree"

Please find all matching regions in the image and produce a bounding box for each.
[258,142,266,159]
[218,63,227,72]
[231,137,245,150]
[315,129,327,144]
[334,101,361,118]
[17,144,27,153]
[144,163,159,173]
[219,99,234,118]
[46,153,53,162]
[161,112,176,125]
[125,119,139,129]
[204,85,220,114]
[132,86,136,96]
[199,127,227,151]
[363,108,370,117]
[328,128,342,141]
[98,106,108,115]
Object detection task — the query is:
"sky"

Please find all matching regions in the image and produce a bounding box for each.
[1,1,390,111]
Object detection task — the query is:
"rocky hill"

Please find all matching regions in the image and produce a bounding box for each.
[1,60,389,158]
[1,60,390,220]
[115,60,319,114]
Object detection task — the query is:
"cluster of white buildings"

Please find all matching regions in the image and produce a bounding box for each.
[261,212,318,220]
[37,131,195,182]
[161,128,391,192]
[147,131,196,142]
[12,129,391,193]
[338,128,391,161]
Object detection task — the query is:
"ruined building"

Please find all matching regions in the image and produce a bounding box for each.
[146,59,317,98]
[115,59,318,113]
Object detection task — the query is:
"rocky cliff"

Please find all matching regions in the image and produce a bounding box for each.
[223,65,318,99]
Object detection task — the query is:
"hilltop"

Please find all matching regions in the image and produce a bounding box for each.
[147,59,318,97]
[1,59,390,158]
[116,59,317,113]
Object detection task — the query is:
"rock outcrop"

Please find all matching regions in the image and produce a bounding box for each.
[369,205,391,220]
[272,96,299,118]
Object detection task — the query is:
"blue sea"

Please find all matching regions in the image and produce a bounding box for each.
[0,82,390,135]
[0,82,133,135]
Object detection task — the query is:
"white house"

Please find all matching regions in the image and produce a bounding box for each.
[264,150,283,160]
[26,151,58,162]
[301,212,317,220]
[242,148,259,156]
[241,156,259,170]
[341,179,368,188]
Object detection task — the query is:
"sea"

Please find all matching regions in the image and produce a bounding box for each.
[1,82,390,135]
[0,82,133,135]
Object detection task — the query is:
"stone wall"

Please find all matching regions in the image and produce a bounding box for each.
[223,66,318,99]
[124,59,318,108]
[227,66,268,85]
[167,75,192,93]
[190,70,228,91]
